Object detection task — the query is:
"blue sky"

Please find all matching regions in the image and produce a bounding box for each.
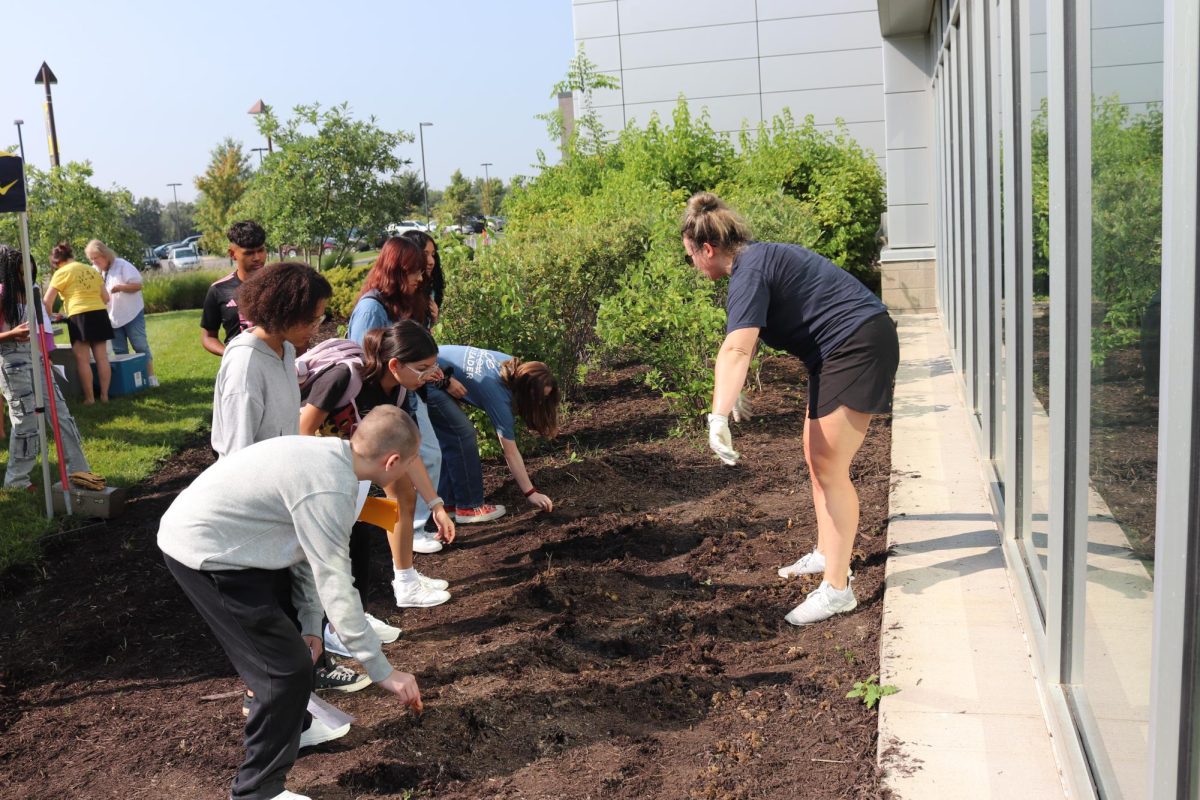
[1,0,576,204]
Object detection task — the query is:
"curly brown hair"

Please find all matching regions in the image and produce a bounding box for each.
[237,261,332,333]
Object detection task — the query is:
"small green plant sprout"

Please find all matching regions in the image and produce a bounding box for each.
[838,646,857,665]
[846,674,899,709]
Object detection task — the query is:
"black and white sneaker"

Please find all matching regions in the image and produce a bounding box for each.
[314,663,371,693]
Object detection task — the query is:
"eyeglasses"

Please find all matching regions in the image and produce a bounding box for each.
[405,363,440,380]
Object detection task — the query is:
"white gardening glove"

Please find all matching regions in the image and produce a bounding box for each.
[707,413,740,466]
[731,392,752,423]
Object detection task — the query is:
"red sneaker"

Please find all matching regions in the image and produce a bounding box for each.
[454,504,507,524]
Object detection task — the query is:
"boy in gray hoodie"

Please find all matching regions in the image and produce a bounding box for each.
[159,405,424,800]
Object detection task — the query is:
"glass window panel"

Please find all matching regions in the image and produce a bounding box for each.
[1025,0,1050,602]
[1081,0,1163,794]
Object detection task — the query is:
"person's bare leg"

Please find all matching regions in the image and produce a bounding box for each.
[803,416,831,561]
[91,342,111,402]
[388,481,417,571]
[805,406,872,590]
[72,342,95,404]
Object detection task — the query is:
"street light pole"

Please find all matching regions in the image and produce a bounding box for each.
[33,62,60,168]
[251,147,268,167]
[13,120,26,164]
[248,99,273,153]
[480,162,493,216]
[419,122,433,226]
[167,182,182,240]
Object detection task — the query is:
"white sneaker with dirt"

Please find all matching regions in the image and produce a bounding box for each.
[784,580,858,626]
[412,530,443,554]
[298,715,351,749]
[267,791,311,800]
[416,570,449,591]
[778,548,826,578]
[393,576,451,608]
[366,613,401,643]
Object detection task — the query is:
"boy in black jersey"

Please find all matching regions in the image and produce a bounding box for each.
[200,220,268,356]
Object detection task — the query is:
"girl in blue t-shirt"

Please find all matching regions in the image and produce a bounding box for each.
[682,191,899,629]
[422,345,559,523]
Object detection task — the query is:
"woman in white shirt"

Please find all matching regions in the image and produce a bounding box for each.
[86,240,158,387]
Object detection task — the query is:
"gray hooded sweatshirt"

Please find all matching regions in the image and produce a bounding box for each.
[211,331,301,457]
[157,436,394,683]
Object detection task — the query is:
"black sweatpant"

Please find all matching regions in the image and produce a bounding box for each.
[164,554,313,800]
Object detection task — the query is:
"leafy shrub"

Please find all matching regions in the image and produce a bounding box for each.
[1030,96,1163,362]
[142,269,228,312]
[735,110,886,279]
[322,263,370,319]
[320,251,353,271]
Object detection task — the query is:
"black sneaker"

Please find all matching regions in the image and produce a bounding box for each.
[314,663,371,693]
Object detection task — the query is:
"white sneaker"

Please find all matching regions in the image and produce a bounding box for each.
[416,570,449,591]
[323,623,352,658]
[393,577,451,608]
[298,714,350,749]
[784,580,858,626]
[268,791,312,800]
[412,530,443,554]
[778,548,825,578]
[366,612,401,643]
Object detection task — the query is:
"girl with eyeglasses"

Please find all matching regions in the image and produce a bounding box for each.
[298,320,455,616]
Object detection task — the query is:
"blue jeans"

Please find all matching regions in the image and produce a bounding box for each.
[423,385,485,509]
[111,309,152,361]
[412,396,442,528]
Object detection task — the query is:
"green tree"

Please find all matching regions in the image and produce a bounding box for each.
[476,176,506,216]
[435,169,481,225]
[235,102,413,263]
[0,161,142,275]
[538,43,621,156]
[194,138,252,254]
[125,196,164,248]
[160,201,196,242]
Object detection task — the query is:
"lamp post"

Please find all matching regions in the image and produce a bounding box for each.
[480,162,493,216]
[167,182,182,240]
[248,99,273,153]
[418,122,433,226]
[251,147,268,167]
[13,119,26,164]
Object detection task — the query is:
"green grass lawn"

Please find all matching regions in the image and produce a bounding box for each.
[0,309,220,570]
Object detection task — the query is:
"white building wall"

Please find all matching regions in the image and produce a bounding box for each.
[571,0,887,171]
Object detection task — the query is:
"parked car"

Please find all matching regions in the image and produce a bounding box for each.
[385,220,428,238]
[141,248,161,269]
[178,233,203,252]
[485,215,506,232]
[153,241,180,259]
[168,246,202,271]
[461,216,487,234]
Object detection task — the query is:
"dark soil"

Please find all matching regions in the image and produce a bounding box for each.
[0,356,893,799]
[1032,315,1158,557]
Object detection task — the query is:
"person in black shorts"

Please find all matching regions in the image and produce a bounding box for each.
[682,192,899,626]
[200,220,268,357]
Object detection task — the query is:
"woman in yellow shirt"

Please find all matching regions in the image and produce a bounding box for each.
[43,241,112,404]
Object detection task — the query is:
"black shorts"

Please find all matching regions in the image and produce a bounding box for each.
[808,312,899,419]
[67,309,114,345]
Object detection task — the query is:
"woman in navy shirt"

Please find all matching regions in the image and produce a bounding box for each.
[682,192,899,627]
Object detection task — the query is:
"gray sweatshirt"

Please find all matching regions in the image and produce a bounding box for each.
[157,436,394,683]
[211,331,301,457]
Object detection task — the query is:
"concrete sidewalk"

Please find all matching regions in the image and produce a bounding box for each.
[877,314,1066,797]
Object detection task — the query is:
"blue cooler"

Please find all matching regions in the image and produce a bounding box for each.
[99,353,149,397]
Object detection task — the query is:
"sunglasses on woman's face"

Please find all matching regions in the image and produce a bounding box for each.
[405,363,439,380]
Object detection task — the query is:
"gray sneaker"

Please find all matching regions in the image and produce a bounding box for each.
[784,580,857,626]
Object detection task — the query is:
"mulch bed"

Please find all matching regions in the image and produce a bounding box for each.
[0,356,892,799]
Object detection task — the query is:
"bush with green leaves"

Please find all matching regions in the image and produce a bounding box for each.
[141,269,228,313]
[1031,96,1163,362]
[322,263,370,319]
[320,251,353,271]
